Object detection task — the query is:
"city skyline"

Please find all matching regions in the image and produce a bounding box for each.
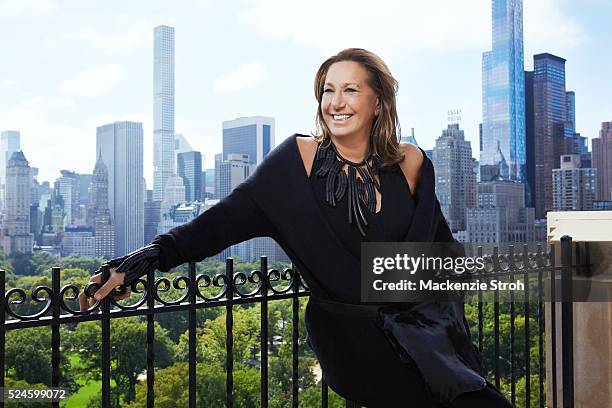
[0,0,610,187]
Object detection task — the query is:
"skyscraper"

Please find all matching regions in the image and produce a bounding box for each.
[222,116,275,165]
[481,0,525,182]
[153,25,175,202]
[177,151,202,202]
[432,123,476,232]
[524,70,535,207]
[0,130,21,211]
[552,154,596,211]
[96,121,144,256]
[532,53,575,218]
[2,151,33,255]
[592,122,612,201]
[215,154,254,200]
[466,177,535,243]
[89,153,115,258]
[54,170,80,227]
[174,133,193,171]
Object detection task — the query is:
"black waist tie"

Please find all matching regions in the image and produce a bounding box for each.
[309,296,487,404]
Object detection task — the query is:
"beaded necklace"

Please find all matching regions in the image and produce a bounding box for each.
[314,138,382,236]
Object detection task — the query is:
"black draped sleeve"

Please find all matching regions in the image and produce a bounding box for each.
[151,182,277,272]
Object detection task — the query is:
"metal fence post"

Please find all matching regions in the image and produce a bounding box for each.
[560,235,574,408]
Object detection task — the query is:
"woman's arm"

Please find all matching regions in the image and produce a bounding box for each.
[85,179,277,304]
[151,182,277,272]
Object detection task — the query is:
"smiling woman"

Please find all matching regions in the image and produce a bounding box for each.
[82,48,511,408]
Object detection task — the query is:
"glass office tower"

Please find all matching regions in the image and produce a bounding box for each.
[481,0,525,182]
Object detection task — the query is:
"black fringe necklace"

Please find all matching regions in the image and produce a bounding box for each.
[314,139,381,236]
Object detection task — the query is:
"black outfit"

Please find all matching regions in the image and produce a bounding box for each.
[146,134,511,407]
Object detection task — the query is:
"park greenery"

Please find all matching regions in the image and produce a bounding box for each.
[2,252,543,407]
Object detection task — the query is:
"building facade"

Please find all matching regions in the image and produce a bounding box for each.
[592,122,612,201]
[215,154,254,200]
[2,151,33,255]
[222,116,274,165]
[61,226,95,258]
[466,177,535,243]
[532,53,574,218]
[432,123,476,232]
[96,121,144,256]
[0,130,21,211]
[552,154,596,211]
[178,151,202,202]
[481,0,526,182]
[89,153,115,258]
[153,25,175,202]
[54,170,80,227]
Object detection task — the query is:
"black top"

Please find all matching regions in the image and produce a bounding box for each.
[151,134,486,405]
[309,150,414,259]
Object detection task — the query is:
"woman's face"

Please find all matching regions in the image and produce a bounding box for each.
[321,60,379,141]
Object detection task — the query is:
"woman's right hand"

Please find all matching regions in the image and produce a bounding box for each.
[78,267,131,312]
[78,244,160,312]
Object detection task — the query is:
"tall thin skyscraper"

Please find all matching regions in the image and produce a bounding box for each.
[481,0,525,182]
[153,25,175,202]
[222,116,275,165]
[2,151,33,255]
[96,122,144,256]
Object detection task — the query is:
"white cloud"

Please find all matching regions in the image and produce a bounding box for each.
[523,0,587,58]
[238,0,491,55]
[77,25,149,53]
[213,61,268,93]
[239,0,584,57]
[0,79,23,89]
[0,0,57,16]
[60,64,126,98]
[0,96,90,181]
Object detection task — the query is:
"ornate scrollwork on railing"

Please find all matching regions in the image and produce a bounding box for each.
[233,270,264,298]
[4,285,53,320]
[1,246,555,324]
[110,278,149,310]
[154,276,191,305]
[60,284,88,315]
[194,273,229,301]
[268,267,296,294]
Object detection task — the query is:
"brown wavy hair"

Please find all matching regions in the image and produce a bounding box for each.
[313,48,403,167]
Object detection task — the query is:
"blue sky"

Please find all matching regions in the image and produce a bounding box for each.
[0,0,610,186]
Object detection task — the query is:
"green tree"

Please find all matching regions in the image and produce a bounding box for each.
[500,374,543,408]
[125,362,261,408]
[67,317,175,404]
[2,377,50,408]
[4,327,76,392]
[294,382,346,408]
[464,302,539,380]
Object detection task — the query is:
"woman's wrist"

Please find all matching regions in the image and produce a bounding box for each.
[115,244,161,287]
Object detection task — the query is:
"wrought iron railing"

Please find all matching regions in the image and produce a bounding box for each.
[1,237,586,408]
